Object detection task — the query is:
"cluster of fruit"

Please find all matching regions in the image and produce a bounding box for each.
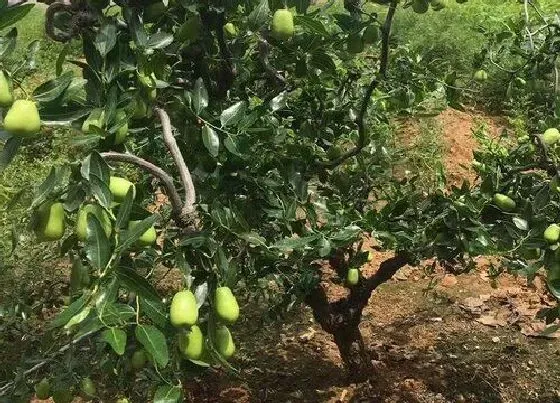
[0,71,41,137]
[170,286,239,361]
[32,176,157,246]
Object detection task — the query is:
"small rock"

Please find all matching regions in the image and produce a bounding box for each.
[429,317,443,322]
[492,336,500,343]
[441,274,458,287]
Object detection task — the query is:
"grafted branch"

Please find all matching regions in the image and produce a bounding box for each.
[317,0,398,169]
[101,152,188,225]
[154,107,196,215]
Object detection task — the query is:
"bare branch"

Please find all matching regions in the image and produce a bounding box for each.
[154,108,196,215]
[317,0,398,169]
[100,152,188,225]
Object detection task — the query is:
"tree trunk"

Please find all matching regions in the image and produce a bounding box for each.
[333,324,372,381]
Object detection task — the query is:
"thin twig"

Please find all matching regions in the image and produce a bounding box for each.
[100,152,187,224]
[154,108,196,215]
[0,330,97,397]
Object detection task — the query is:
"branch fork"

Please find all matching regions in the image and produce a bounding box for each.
[102,108,196,227]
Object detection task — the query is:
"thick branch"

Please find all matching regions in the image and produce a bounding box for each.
[307,252,409,333]
[317,0,398,169]
[100,152,187,224]
[154,108,196,215]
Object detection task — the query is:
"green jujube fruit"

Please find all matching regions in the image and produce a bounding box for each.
[109,176,135,203]
[76,204,112,241]
[131,350,147,370]
[271,9,294,41]
[473,69,488,82]
[176,15,202,42]
[223,22,238,38]
[35,378,51,400]
[362,25,379,44]
[347,33,364,54]
[82,108,105,133]
[114,109,128,145]
[0,71,13,107]
[543,128,560,146]
[430,0,448,10]
[128,220,157,246]
[493,193,516,212]
[80,377,96,397]
[144,1,166,22]
[215,325,235,359]
[544,224,560,244]
[347,268,359,286]
[34,202,65,241]
[170,290,198,327]
[178,325,204,360]
[214,286,239,324]
[412,0,429,13]
[3,100,41,137]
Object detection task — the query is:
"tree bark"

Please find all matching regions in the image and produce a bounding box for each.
[333,324,372,381]
[306,253,409,382]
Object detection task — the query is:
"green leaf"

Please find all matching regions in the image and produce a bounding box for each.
[270,91,288,112]
[101,328,127,355]
[115,187,135,229]
[89,174,112,208]
[0,4,33,31]
[202,125,220,157]
[95,20,118,57]
[81,152,110,183]
[191,78,208,115]
[95,275,119,313]
[295,15,328,35]
[238,232,267,247]
[116,266,160,301]
[310,50,336,73]
[124,8,147,47]
[99,303,136,325]
[0,28,17,59]
[248,0,269,30]
[224,136,242,157]
[146,32,174,49]
[118,215,158,252]
[31,166,67,209]
[49,294,88,329]
[153,385,182,403]
[33,71,74,103]
[64,306,92,329]
[139,296,167,329]
[512,217,528,231]
[38,106,90,126]
[135,324,169,368]
[0,136,21,174]
[273,234,319,251]
[220,101,246,127]
[55,44,71,77]
[85,213,111,270]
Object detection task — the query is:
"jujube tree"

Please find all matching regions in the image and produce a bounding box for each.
[0,0,559,401]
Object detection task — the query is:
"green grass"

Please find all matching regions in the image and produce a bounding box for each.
[398,117,446,191]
